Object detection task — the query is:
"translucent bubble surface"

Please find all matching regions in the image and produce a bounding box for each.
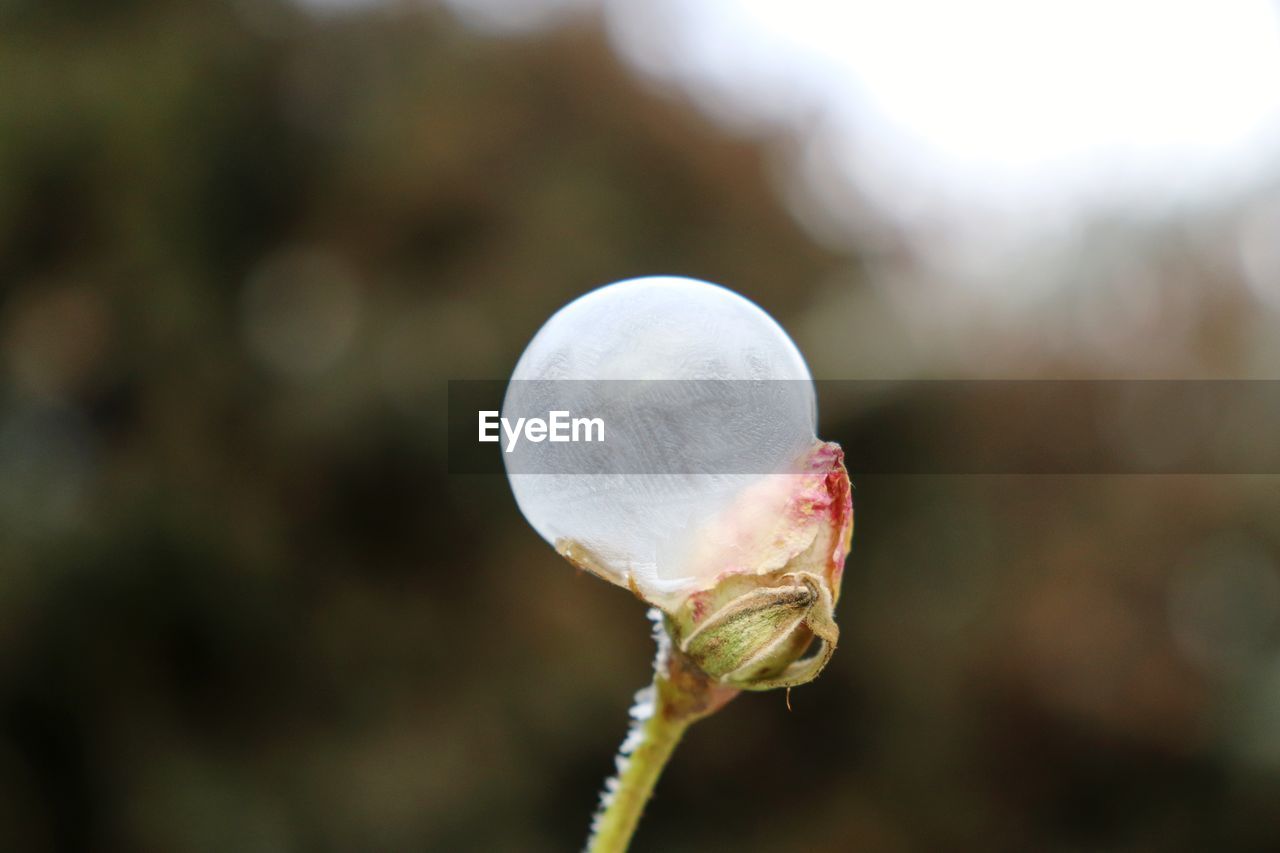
[504,276,817,602]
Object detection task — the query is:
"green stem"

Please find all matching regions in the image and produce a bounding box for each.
[587,696,690,853]
[586,627,740,853]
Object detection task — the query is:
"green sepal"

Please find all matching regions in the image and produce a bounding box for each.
[667,571,839,691]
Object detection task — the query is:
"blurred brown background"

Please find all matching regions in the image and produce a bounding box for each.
[4,1,1280,851]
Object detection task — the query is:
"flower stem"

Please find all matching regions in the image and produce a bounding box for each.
[586,696,690,853]
[587,615,740,853]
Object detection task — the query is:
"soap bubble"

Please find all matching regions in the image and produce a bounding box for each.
[504,276,817,602]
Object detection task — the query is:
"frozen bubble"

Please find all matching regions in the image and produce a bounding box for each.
[503,276,816,601]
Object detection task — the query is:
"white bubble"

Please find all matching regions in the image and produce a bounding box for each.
[504,276,816,602]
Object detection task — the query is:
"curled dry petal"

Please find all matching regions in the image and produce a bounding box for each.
[678,440,851,606]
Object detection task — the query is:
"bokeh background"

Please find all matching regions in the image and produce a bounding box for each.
[4,0,1280,850]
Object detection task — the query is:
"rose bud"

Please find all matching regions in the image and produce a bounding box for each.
[505,275,851,689]
[501,275,853,851]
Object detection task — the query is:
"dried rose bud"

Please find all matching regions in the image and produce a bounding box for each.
[505,276,852,690]
[504,276,855,851]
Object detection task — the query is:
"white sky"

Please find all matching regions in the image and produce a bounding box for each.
[436,0,1280,232]
[599,0,1280,227]
[275,0,1280,286]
